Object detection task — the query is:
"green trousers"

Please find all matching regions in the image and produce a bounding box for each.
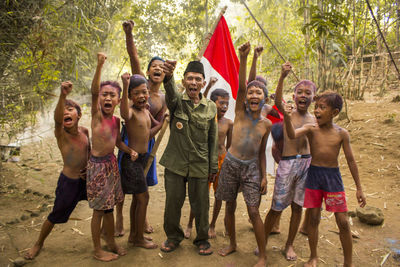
[163,168,210,246]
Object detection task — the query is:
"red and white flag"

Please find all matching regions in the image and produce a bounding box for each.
[201,16,239,120]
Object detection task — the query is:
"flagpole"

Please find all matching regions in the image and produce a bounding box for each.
[197,6,228,60]
[241,0,300,82]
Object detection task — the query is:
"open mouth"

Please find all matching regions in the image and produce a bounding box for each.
[189,88,197,93]
[104,103,112,108]
[153,71,162,77]
[137,99,146,105]
[249,100,259,108]
[298,99,308,106]
[64,117,72,123]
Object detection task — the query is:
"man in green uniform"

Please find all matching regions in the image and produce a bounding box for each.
[160,60,218,255]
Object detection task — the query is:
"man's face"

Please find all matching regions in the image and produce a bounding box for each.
[147,60,165,83]
[130,83,149,109]
[293,84,314,112]
[99,85,120,115]
[246,86,265,112]
[182,72,206,99]
[63,106,80,129]
[215,96,229,118]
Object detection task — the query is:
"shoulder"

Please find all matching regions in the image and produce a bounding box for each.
[261,117,272,128]
[334,124,349,138]
[206,99,217,114]
[80,126,89,136]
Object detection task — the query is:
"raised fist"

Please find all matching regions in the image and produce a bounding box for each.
[61,81,73,96]
[97,52,107,65]
[281,62,292,78]
[283,102,294,117]
[122,20,134,34]
[121,72,131,88]
[239,42,251,57]
[162,60,177,80]
[254,46,264,58]
[209,76,218,86]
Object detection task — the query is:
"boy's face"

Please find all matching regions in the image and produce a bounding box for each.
[63,105,80,129]
[293,84,314,112]
[182,72,206,99]
[314,99,338,126]
[130,83,149,109]
[246,86,265,112]
[99,85,120,115]
[215,96,229,118]
[147,60,165,83]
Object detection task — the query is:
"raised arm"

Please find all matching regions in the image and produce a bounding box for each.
[123,20,144,76]
[248,46,263,83]
[203,76,218,98]
[236,42,251,114]
[275,62,292,112]
[91,52,106,116]
[120,72,133,121]
[341,129,366,207]
[54,81,72,140]
[161,60,178,112]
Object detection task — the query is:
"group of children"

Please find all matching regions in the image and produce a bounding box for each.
[23,20,366,267]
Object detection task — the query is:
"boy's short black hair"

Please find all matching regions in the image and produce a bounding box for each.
[147,56,165,71]
[65,99,82,117]
[315,91,343,112]
[271,122,283,143]
[247,80,268,98]
[100,81,122,96]
[255,75,267,87]
[293,80,317,93]
[128,74,148,96]
[210,88,229,102]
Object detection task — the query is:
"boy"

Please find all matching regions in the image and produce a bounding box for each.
[263,63,316,261]
[215,42,271,267]
[120,72,164,249]
[283,91,366,267]
[116,20,167,236]
[87,52,134,261]
[24,81,89,260]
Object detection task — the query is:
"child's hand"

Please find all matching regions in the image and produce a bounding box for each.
[254,46,264,58]
[130,149,138,161]
[282,102,294,117]
[60,81,73,96]
[260,177,267,195]
[79,167,87,180]
[121,72,131,88]
[281,62,292,78]
[97,52,107,65]
[122,20,134,34]
[209,77,218,87]
[356,189,366,208]
[238,42,251,57]
[162,60,177,80]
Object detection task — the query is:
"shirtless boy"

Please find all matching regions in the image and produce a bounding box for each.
[263,62,316,261]
[87,52,133,261]
[24,82,89,260]
[119,73,164,249]
[216,42,271,267]
[283,91,366,267]
[115,20,167,236]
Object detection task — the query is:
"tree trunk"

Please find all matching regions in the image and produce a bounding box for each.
[303,0,310,79]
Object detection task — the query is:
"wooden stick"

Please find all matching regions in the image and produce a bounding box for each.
[144,116,170,176]
[196,6,228,60]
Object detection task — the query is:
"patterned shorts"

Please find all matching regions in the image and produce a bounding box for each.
[271,156,311,211]
[215,152,261,207]
[87,154,124,211]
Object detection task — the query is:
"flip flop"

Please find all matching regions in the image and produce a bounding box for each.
[198,241,213,256]
[160,241,178,253]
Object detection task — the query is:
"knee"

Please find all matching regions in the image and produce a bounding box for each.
[226,201,236,214]
[248,207,260,222]
[291,203,302,214]
[309,212,320,227]
[336,216,350,232]
[136,192,149,205]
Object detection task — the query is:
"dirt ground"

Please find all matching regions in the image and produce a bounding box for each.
[1,93,400,267]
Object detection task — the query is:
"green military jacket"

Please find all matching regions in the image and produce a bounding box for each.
[160,76,218,178]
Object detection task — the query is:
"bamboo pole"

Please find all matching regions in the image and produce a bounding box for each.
[144,116,170,176]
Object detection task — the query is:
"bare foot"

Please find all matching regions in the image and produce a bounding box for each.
[218,245,236,256]
[254,257,266,267]
[128,235,152,243]
[108,243,127,256]
[184,226,192,239]
[93,249,118,262]
[270,225,281,235]
[132,238,158,249]
[304,257,318,267]
[284,245,297,261]
[24,244,42,260]
[114,229,125,237]
[208,226,217,239]
[144,220,154,234]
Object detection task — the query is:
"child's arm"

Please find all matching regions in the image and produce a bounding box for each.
[54,81,73,141]
[122,20,144,76]
[248,46,263,83]
[115,118,138,161]
[341,129,366,207]
[91,53,106,116]
[258,123,271,195]
[161,60,178,112]
[203,77,218,98]
[149,112,166,139]
[236,42,251,114]
[283,106,312,139]
[225,120,233,150]
[120,72,133,121]
[275,62,292,112]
